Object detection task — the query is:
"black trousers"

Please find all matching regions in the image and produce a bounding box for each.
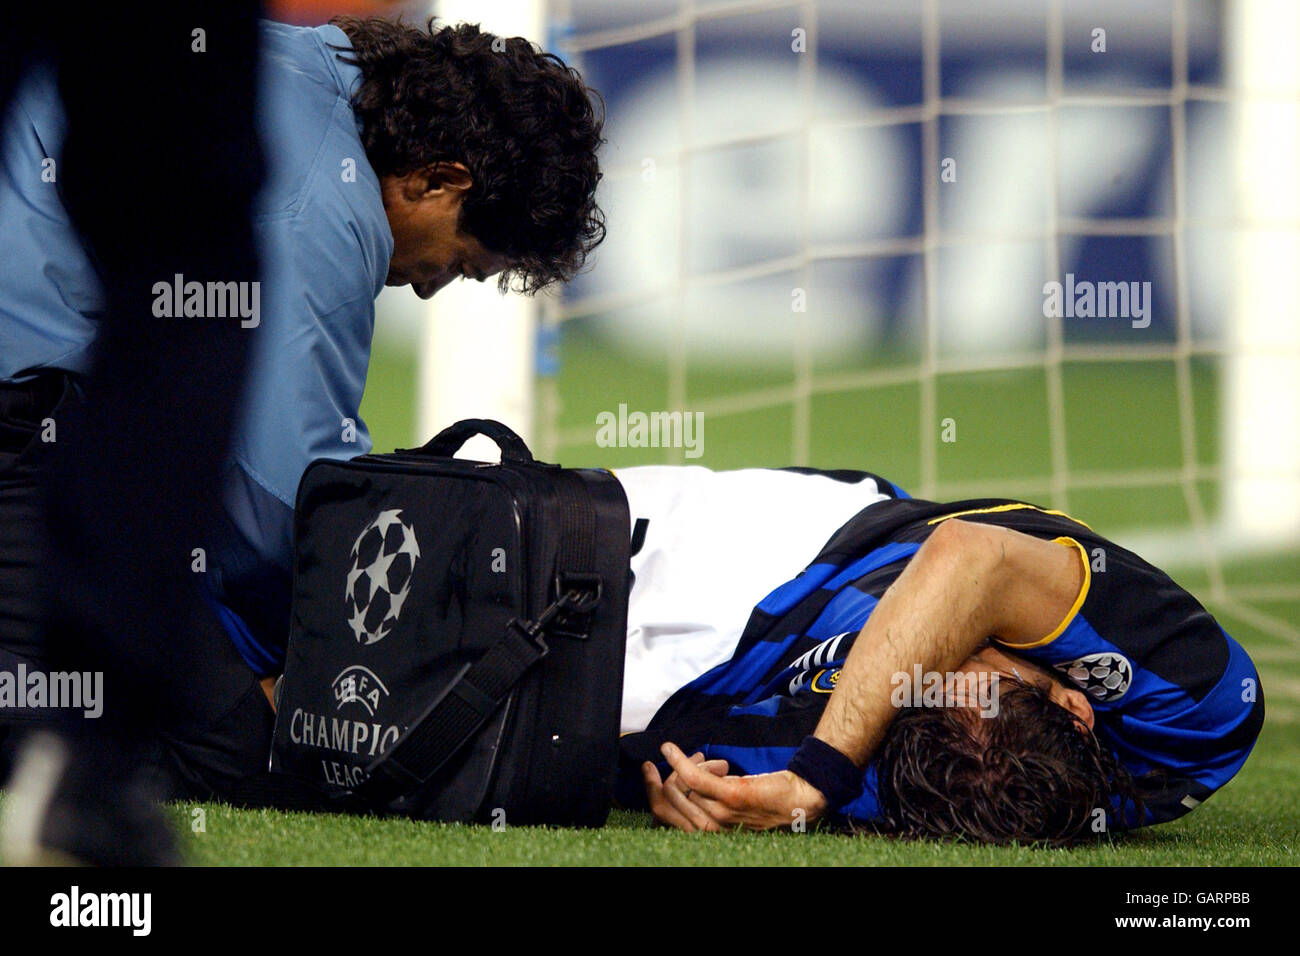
[0,5,273,799]
[0,374,274,798]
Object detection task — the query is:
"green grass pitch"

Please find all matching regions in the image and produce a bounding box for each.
[113,334,1300,863]
[173,576,1297,865]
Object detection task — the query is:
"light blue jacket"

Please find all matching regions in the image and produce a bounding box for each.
[0,22,393,673]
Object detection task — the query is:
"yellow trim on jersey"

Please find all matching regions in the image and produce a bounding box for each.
[996,536,1091,649]
[926,502,1093,532]
[810,668,841,694]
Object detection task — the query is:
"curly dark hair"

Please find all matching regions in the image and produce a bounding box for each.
[330,16,606,294]
[870,678,1145,846]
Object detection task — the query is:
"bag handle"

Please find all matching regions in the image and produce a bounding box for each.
[401,418,535,464]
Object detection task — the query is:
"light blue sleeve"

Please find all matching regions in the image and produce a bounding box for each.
[210,117,391,664]
[206,26,391,668]
[0,65,103,379]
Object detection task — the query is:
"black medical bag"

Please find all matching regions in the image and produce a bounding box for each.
[270,419,630,826]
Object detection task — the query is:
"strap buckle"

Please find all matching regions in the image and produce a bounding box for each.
[555,572,602,614]
[507,610,555,658]
[550,572,603,640]
[507,573,604,651]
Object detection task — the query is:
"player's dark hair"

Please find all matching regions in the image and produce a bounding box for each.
[870,678,1145,846]
[330,16,606,294]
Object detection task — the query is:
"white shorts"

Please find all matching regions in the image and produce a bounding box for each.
[616,465,890,733]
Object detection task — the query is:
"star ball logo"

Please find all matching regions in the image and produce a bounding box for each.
[345,509,420,644]
[1054,652,1133,702]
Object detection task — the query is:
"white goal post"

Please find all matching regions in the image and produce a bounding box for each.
[1224,0,1300,547]
[417,0,546,459]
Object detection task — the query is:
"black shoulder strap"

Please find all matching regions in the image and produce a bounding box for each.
[350,618,548,808]
[227,604,575,816]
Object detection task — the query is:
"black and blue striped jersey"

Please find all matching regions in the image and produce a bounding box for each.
[617,489,1265,828]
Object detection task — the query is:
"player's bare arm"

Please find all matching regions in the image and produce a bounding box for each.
[816,519,1085,765]
[652,519,1087,831]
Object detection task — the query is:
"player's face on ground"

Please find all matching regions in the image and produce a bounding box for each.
[380,163,511,299]
[949,645,1095,730]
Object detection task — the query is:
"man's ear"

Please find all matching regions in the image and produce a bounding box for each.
[396,162,474,203]
[1056,686,1096,731]
[425,161,473,195]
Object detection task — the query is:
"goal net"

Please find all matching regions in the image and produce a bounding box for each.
[408,0,1298,647]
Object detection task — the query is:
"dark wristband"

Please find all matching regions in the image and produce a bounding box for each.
[787,736,863,809]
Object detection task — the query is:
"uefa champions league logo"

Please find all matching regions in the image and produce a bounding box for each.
[345,509,420,645]
[1054,652,1133,702]
[331,665,390,716]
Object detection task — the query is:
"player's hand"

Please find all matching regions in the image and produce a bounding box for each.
[655,741,829,832]
[642,751,730,832]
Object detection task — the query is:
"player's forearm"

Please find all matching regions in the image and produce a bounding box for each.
[812,519,1003,766]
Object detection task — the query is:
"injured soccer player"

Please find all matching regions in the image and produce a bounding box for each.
[613,465,1265,845]
[19,461,1258,847]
